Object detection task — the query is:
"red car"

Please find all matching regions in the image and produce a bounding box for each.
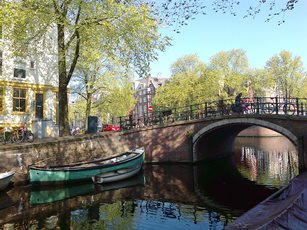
[100,124,121,132]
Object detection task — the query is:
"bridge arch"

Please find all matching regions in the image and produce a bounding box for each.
[192,118,298,162]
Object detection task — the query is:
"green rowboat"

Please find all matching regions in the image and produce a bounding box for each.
[29,147,144,185]
[30,173,145,205]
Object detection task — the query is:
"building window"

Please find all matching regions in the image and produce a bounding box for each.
[0,86,4,112]
[13,88,27,112]
[14,68,26,78]
[30,61,35,69]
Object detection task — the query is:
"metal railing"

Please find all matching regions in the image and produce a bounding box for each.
[118,97,307,131]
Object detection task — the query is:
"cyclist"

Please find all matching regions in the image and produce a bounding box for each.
[231,93,243,114]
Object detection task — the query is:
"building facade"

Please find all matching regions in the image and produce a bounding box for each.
[133,76,166,117]
[0,32,59,137]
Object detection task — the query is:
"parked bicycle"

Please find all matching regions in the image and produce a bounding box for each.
[11,126,34,143]
[263,97,296,115]
[242,97,255,114]
[0,128,7,145]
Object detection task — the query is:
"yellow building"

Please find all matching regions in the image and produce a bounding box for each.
[0,32,59,137]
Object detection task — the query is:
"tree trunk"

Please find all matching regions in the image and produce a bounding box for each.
[57,23,70,136]
[85,94,92,131]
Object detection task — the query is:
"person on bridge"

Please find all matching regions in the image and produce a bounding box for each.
[231,93,243,114]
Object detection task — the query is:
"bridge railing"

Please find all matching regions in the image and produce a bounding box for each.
[118,97,307,131]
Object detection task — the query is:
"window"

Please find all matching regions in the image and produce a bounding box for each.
[0,86,4,112]
[14,68,26,78]
[30,61,35,69]
[13,88,27,112]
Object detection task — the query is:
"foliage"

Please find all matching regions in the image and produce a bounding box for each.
[170,54,206,76]
[153,49,306,111]
[152,0,299,32]
[244,69,275,97]
[209,49,249,97]
[96,78,135,123]
[71,75,134,125]
[0,0,169,136]
[265,50,306,98]
[153,55,220,109]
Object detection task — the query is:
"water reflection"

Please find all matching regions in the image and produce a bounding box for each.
[234,136,298,188]
[0,137,299,229]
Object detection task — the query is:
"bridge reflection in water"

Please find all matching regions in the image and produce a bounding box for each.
[0,137,299,229]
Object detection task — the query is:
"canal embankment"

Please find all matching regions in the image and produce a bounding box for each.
[0,132,133,184]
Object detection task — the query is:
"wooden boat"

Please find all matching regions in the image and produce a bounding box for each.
[0,171,15,191]
[92,164,142,184]
[30,183,95,205]
[30,173,145,205]
[226,171,307,229]
[29,147,144,185]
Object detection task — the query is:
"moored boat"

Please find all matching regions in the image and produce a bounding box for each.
[29,147,144,185]
[30,173,145,205]
[0,171,15,191]
[92,165,142,184]
[226,171,307,229]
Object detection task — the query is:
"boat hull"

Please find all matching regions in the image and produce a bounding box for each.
[29,148,144,185]
[92,165,142,184]
[0,171,15,191]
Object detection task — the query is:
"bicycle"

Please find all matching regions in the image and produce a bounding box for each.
[11,126,34,143]
[0,128,7,145]
[264,97,296,115]
[242,98,255,114]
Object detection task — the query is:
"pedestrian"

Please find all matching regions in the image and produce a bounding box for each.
[231,93,243,114]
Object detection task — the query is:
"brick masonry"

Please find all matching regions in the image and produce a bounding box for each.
[1,114,307,183]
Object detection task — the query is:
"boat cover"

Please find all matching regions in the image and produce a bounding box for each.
[226,172,307,229]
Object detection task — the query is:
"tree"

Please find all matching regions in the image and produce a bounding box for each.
[170,54,206,76]
[70,41,136,127]
[265,50,305,97]
[153,55,220,109]
[0,0,169,136]
[245,69,275,97]
[96,79,135,123]
[153,0,299,30]
[209,49,249,97]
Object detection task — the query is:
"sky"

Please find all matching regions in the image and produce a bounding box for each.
[149,1,307,78]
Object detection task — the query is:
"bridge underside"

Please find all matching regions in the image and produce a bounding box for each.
[193,124,254,161]
[192,118,300,164]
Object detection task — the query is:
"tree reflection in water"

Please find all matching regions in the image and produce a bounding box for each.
[234,136,299,188]
[0,137,300,229]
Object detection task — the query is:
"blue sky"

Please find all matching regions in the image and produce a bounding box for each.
[150,1,307,78]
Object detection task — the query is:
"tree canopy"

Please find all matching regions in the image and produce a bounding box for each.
[153,49,306,110]
[0,0,169,136]
[0,0,301,136]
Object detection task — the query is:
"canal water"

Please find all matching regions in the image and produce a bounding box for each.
[0,136,299,229]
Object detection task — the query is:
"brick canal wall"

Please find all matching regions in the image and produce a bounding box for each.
[0,132,133,184]
[0,122,305,184]
[0,122,196,184]
[0,121,196,184]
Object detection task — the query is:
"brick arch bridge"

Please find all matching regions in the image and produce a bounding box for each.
[121,115,307,172]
